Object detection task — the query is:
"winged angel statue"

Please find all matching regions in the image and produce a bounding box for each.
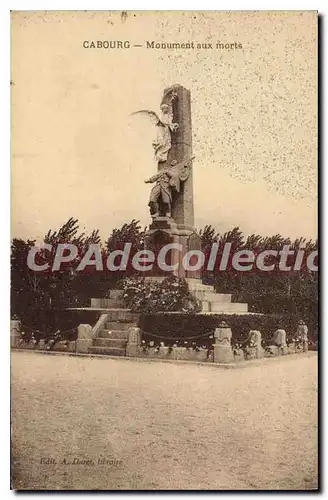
[132,88,194,219]
[131,89,179,163]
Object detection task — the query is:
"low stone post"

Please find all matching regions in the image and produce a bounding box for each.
[76,324,93,353]
[248,330,264,359]
[213,321,234,363]
[11,319,21,348]
[126,327,141,357]
[272,329,288,355]
[38,339,47,350]
[158,342,168,357]
[297,320,308,352]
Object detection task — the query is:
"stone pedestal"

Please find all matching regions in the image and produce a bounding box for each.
[39,339,47,350]
[214,344,234,363]
[126,327,141,357]
[213,321,234,363]
[144,85,201,280]
[248,330,264,359]
[159,346,169,356]
[11,320,22,348]
[76,324,93,353]
[144,217,201,279]
[272,329,287,355]
[297,321,309,352]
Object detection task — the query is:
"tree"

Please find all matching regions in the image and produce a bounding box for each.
[11,219,318,338]
[106,219,145,254]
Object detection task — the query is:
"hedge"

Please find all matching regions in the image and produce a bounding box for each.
[139,313,318,347]
[16,308,102,341]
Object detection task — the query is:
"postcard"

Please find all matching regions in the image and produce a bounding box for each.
[11,11,318,490]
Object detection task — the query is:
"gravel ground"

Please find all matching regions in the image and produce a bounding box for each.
[11,351,318,491]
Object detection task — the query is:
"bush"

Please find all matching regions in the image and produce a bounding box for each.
[120,276,202,314]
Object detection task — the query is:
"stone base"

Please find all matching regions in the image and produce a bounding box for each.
[213,345,234,363]
[11,334,22,349]
[256,347,265,358]
[11,320,22,348]
[234,353,245,363]
[148,216,178,232]
[246,346,264,360]
[76,338,92,354]
[144,217,201,279]
[76,324,93,353]
[126,344,138,357]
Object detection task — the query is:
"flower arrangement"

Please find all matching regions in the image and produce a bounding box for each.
[232,342,244,357]
[137,338,213,359]
[19,331,29,343]
[31,333,38,346]
[264,345,276,356]
[243,339,259,359]
[120,275,202,314]
[17,322,75,352]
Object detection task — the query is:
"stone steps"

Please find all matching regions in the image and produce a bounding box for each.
[105,310,138,322]
[209,302,248,313]
[109,290,124,299]
[103,321,136,331]
[87,282,249,358]
[88,346,126,356]
[188,284,215,293]
[97,329,129,340]
[93,338,127,348]
[87,300,133,355]
[87,307,137,322]
[186,279,248,313]
[91,298,124,309]
[194,291,232,303]
[88,304,135,356]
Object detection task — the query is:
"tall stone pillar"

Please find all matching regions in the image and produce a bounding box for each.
[144,84,201,279]
[166,84,194,230]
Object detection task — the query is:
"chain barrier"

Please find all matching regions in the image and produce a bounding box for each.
[18,324,317,347]
[20,323,78,337]
[140,330,213,341]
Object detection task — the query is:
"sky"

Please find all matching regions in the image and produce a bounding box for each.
[11,11,317,243]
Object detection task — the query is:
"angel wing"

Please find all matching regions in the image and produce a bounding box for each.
[131,110,164,126]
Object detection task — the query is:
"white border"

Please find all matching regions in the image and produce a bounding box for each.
[3,1,324,10]
[2,2,323,498]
